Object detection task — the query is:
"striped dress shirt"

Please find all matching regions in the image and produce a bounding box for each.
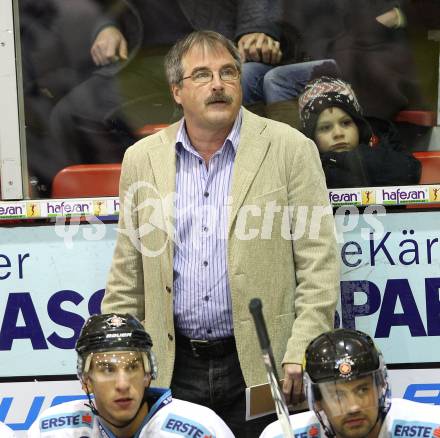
[173,110,242,340]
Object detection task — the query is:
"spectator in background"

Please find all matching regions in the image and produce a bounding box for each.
[46,0,282,195]
[279,0,424,120]
[299,75,421,188]
[19,0,100,195]
[242,58,339,128]
[240,0,337,128]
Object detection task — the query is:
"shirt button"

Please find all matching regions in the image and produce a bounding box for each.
[168,333,174,341]
[204,296,210,301]
[165,286,171,293]
[199,159,203,165]
[203,261,208,267]
[207,329,212,334]
[204,191,209,197]
[203,226,208,232]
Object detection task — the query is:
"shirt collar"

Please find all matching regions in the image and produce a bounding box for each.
[175,107,242,157]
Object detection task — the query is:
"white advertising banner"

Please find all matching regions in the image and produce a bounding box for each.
[0,222,116,377]
[1,211,440,434]
[334,209,440,363]
[1,213,440,373]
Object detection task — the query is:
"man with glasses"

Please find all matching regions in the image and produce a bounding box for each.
[28,313,233,437]
[103,30,339,436]
[260,328,440,438]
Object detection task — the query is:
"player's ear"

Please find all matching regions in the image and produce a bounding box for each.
[81,376,93,394]
[144,373,152,389]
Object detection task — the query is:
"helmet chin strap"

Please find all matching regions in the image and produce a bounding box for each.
[316,410,336,438]
[83,383,146,430]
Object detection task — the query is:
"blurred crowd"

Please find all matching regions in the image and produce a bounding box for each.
[19,0,440,196]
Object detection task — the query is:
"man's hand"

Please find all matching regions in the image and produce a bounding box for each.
[283,363,305,405]
[237,33,282,65]
[91,26,128,66]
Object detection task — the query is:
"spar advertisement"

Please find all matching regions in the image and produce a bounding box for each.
[333,208,440,363]
[1,210,440,435]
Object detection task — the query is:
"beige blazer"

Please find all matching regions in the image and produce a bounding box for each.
[103,108,339,388]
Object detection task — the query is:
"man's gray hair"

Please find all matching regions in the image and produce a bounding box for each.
[164,30,242,86]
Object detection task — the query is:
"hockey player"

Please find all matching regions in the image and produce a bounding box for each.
[260,328,440,438]
[28,313,234,437]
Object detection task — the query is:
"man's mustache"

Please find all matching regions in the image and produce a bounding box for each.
[205,92,233,105]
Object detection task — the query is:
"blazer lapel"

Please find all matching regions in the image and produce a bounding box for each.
[147,124,179,265]
[228,109,270,234]
[147,125,178,200]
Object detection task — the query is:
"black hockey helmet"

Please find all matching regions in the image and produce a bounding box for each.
[303,329,391,437]
[305,328,380,383]
[76,313,156,379]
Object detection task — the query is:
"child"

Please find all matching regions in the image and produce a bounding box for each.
[298,76,421,188]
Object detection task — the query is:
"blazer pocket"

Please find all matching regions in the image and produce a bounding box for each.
[251,185,287,203]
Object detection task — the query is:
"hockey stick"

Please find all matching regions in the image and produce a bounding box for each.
[249,298,294,438]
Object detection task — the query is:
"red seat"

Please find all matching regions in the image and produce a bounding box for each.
[135,123,169,138]
[135,114,436,134]
[394,110,437,127]
[52,164,121,198]
[413,151,440,184]
[405,152,440,209]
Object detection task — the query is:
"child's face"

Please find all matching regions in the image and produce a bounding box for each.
[315,107,359,153]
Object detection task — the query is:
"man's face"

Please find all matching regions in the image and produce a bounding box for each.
[319,376,381,438]
[84,351,151,427]
[315,107,360,153]
[171,43,242,132]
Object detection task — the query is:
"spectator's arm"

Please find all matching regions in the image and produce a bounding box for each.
[90,0,142,65]
[235,0,282,44]
[91,25,128,66]
[91,0,127,41]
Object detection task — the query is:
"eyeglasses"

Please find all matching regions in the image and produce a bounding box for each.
[182,66,240,83]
